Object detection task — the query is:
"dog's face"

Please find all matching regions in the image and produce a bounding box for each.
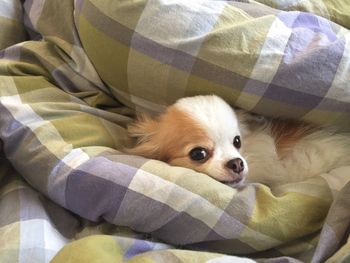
[128,95,248,185]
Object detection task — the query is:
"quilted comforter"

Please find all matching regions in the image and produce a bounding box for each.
[0,0,350,262]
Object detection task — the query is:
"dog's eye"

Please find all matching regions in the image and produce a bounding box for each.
[189,147,208,161]
[233,136,241,149]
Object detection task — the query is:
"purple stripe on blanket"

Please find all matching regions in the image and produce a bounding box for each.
[278,12,337,42]
[318,97,350,112]
[268,39,344,105]
[277,11,298,27]
[81,0,133,46]
[131,34,196,73]
[66,171,127,222]
[263,12,345,109]
[264,83,323,108]
[150,208,216,244]
[114,189,224,244]
[132,32,252,90]
[293,13,337,41]
[124,240,153,260]
[65,160,136,222]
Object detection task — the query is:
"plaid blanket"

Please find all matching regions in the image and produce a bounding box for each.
[1,0,350,262]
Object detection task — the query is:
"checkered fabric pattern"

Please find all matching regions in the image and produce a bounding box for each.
[0,0,349,262]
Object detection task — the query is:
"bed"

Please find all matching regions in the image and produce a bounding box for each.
[0,0,349,262]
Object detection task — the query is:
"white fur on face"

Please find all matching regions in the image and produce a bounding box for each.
[175,95,248,182]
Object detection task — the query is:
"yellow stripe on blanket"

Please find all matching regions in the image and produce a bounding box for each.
[51,235,123,263]
[247,185,330,243]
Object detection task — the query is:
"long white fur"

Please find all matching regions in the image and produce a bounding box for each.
[241,124,350,187]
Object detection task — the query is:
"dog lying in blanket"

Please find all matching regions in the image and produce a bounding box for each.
[127,95,350,187]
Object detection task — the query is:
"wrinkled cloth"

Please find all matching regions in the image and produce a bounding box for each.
[0,0,350,262]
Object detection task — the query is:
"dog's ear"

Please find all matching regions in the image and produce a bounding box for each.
[126,113,161,159]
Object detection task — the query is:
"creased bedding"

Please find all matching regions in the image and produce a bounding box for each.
[0,0,350,262]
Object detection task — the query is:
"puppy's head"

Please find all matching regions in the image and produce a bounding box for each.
[127,95,248,185]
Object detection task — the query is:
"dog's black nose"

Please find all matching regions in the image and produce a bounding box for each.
[226,158,244,173]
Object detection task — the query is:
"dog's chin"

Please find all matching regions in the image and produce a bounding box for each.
[226,177,246,188]
[210,172,246,188]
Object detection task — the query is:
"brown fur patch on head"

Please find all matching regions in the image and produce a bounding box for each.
[270,119,316,156]
[127,106,212,165]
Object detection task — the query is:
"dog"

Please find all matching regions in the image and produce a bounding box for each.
[127,95,350,187]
